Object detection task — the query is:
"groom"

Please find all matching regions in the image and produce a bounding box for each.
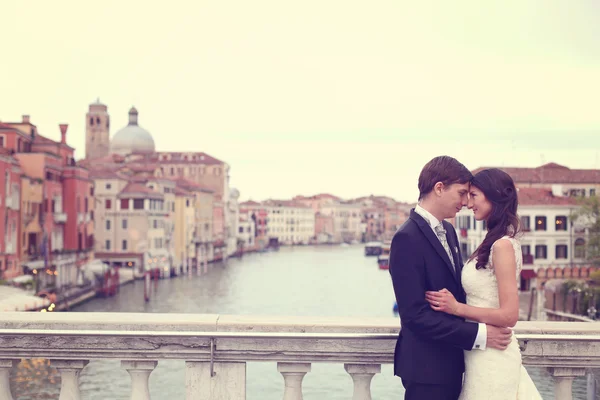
[389,156,512,400]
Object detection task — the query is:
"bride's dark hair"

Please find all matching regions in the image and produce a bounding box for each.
[468,168,521,270]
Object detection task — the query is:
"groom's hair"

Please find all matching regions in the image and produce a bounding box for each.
[418,156,472,201]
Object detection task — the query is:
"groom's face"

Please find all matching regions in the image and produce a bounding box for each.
[440,182,469,218]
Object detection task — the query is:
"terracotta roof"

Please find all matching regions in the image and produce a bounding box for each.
[81,153,126,167]
[89,168,127,180]
[0,122,18,130]
[517,188,578,206]
[294,193,341,201]
[33,134,56,145]
[262,199,312,209]
[154,152,224,165]
[172,177,215,194]
[174,187,193,196]
[240,200,261,206]
[128,164,157,173]
[118,183,163,199]
[472,163,600,184]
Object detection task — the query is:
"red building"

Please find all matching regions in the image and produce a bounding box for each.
[239,201,268,249]
[1,116,93,289]
[0,145,22,279]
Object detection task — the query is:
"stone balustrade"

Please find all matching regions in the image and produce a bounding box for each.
[0,313,599,399]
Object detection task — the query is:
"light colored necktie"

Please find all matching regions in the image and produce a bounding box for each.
[435,223,455,271]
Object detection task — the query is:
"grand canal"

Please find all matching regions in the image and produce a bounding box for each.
[11,245,589,399]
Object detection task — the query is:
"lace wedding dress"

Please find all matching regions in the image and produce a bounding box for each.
[459,236,542,400]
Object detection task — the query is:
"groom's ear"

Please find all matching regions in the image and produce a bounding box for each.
[433,181,445,197]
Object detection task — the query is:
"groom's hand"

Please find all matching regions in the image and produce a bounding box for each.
[486,325,512,350]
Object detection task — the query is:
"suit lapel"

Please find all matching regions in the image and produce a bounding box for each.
[410,210,458,283]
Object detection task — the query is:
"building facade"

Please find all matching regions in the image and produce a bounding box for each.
[1,117,93,289]
[456,163,600,290]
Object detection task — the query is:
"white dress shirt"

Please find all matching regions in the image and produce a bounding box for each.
[415,204,487,351]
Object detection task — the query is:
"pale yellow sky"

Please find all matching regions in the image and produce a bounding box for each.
[1,1,599,202]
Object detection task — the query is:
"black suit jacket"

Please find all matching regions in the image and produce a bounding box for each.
[389,209,478,384]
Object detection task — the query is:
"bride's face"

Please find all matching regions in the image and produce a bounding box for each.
[468,185,492,221]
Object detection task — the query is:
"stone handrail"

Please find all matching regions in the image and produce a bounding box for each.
[1,313,600,400]
[545,309,596,322]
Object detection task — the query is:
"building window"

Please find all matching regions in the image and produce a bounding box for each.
[106,240,111,250]
[555,216,568,231]
[0,136,4,147]
[106,220,111,230]
[535,245,547,259]
[122,219,128,229]
[105,199,112,209]
[535,216,546,231]
[106,183,111,190]
[153,220,158,229]
[122,240,127,251]
[522,245,531,255]
[84,197,89,212]
[521,216,531,231]
[239,227,244,233]
[121,199,129,210]
[556,245,568,259]
[133,199,144,210]
[575,238,586,258]
[591,189,596,197]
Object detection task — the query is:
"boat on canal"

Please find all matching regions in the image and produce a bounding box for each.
[364,241,383,256]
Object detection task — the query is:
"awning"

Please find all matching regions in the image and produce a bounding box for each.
[23,260,45,270]
[521,269,537,279]
[10,275,33,284]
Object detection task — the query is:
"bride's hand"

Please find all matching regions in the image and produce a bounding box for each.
[425,288,460,315]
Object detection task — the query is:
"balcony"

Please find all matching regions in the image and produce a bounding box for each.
[5,195,20,210]
[54,212,67,223]
[4,243,15,254]
[0,314,598,400]
[23,213,35,227]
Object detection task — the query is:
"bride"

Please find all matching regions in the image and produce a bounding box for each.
[425,168,542,399]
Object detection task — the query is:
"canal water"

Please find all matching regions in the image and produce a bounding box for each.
[11,245,590,399]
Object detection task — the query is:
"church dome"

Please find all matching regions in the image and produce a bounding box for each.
[110,107,155,156]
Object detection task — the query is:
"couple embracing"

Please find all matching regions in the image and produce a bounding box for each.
[389,156,542,400]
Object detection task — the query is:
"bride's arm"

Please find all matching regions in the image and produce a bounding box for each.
[426,239,520,327]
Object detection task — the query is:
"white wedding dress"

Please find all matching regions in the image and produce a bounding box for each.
[459,236,543,400]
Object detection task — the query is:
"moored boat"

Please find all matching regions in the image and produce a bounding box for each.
[364,241,383,256]
[377,241,391,269]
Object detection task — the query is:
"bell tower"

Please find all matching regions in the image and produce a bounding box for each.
[85,99,110,160]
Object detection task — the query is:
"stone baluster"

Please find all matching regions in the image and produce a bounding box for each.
[52,360,89,400]
[344,364,381,400]
[0,360,18,400]
[548,367,586,400]
[587,370,597,400]
[185,361,246,400]
[122,360,158,400]
[277,362,311,400]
